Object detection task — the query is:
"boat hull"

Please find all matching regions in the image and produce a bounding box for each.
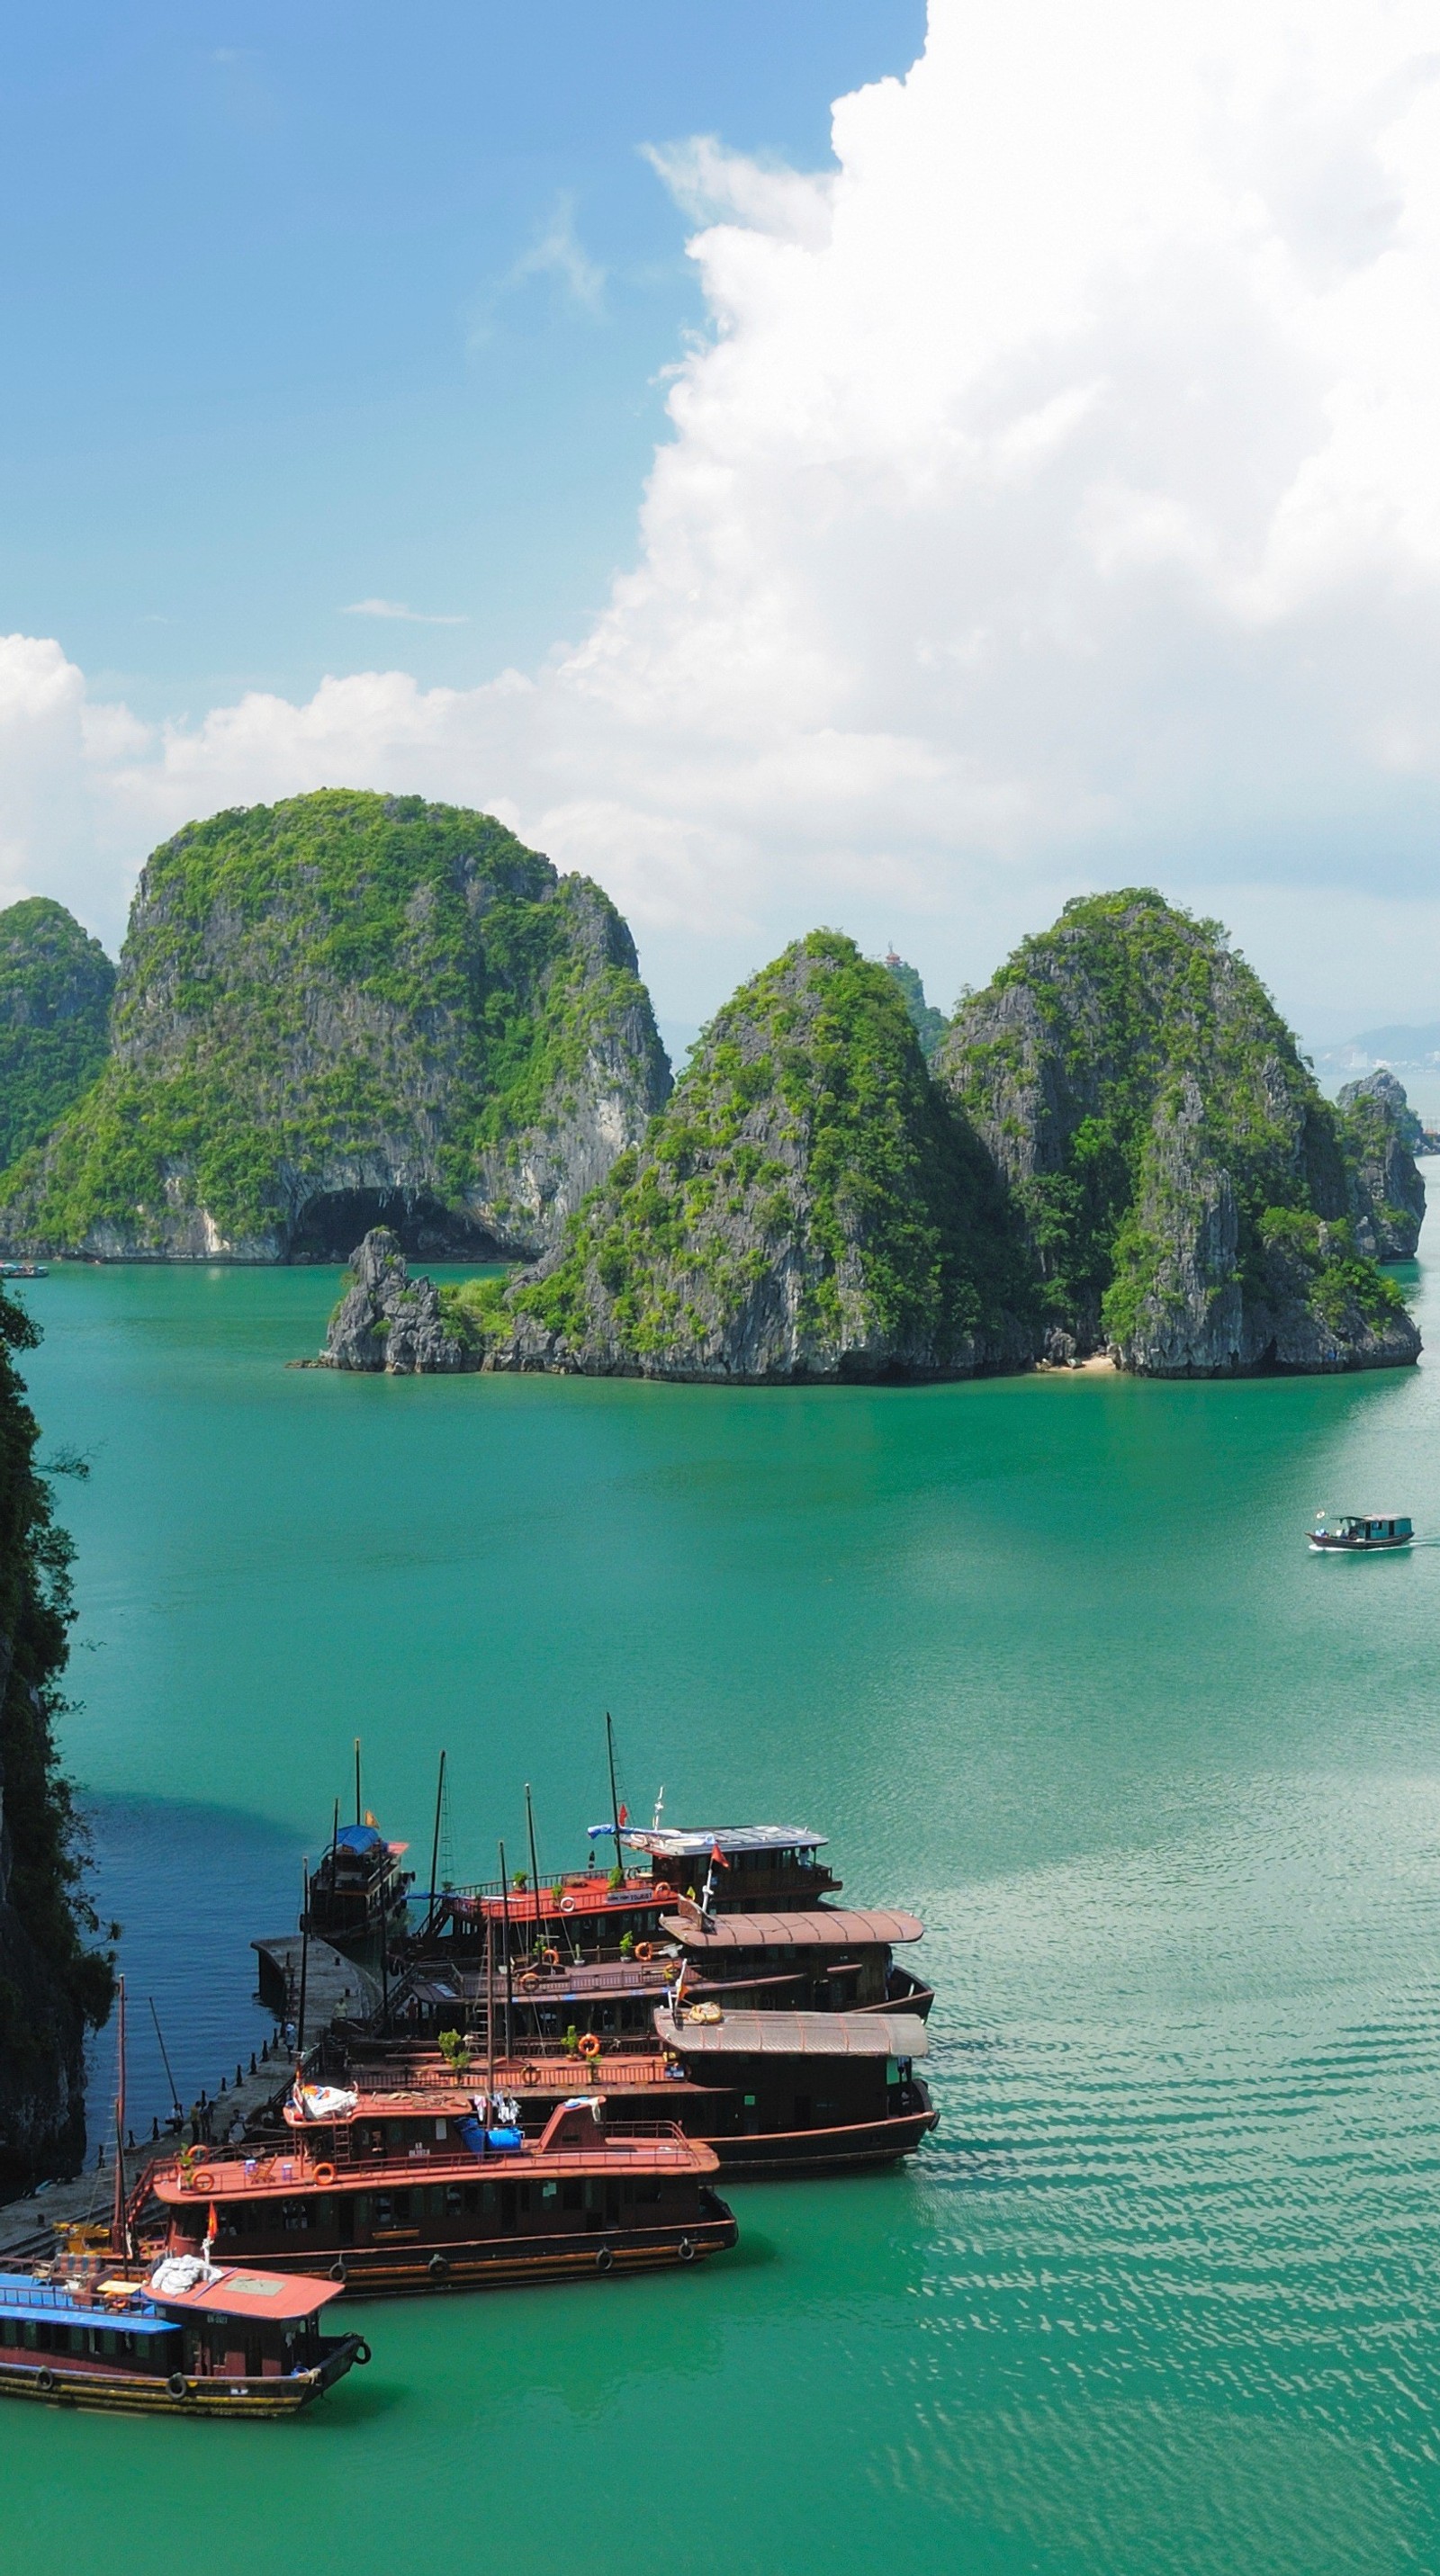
[706,2099,939,2177]
[0,2336,363,2416]
[206,2205,737,2298]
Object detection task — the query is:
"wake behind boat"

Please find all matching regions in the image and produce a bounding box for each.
[1310,1512,1414,1552]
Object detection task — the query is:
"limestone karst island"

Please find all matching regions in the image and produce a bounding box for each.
[0,790,1421,1384]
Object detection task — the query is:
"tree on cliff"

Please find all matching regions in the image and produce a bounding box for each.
[0,1291,113,2192]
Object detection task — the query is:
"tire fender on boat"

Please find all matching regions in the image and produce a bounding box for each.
[596,2245,614,2273]
[35,2367,56,2392]
[678,2238,696,2263]
[329,2258,346,2282]
[428,2253,449,2279]
[354,2339,372,2366]
[166,2372,188,2399]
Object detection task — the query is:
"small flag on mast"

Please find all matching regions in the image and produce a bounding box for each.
[710,1841,730,1868]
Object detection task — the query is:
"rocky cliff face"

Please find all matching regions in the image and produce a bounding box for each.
[1335,1070,1426,1259]
[452,931,1036,1383]
[0,898,115,1177]
[936,891,1419,1378]
[0,792,670,1263]
[0,1293,113,2194]
[321,1228,472,1372]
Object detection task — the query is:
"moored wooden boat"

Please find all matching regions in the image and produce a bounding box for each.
[148,2096,737,2294]
[0,2257,364,2415]
[328,2006,936,2177]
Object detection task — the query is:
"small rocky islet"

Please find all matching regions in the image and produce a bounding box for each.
[0,794,1423,1381]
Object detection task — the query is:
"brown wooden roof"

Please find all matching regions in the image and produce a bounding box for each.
[661,1907,922,1949]
[653,2007,929,2058]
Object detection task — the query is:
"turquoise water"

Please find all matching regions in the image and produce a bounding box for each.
[6,1212,1440,2575]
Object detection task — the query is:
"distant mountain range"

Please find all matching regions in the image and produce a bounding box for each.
[1313,1026,1440,1073]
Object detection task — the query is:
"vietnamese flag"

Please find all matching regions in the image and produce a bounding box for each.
[709,1842,730,1869]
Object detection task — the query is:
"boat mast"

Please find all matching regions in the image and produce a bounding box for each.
[498,1839,514,2063]
[484,1910,496,2101]
[525,1782,541,1944]
[111,1974,127,2255]
[295,1855,311,2069]
[605,1710,624,1876]
[428,1748,447,1942]
[354,1736,362,1827]
[148,1994,183,2131]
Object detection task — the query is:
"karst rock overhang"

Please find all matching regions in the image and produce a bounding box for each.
[283,1188,520,1264]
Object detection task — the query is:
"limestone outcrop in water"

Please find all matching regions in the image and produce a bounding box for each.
[0,1291,113,2193]
[934,890,1420,1378]
[0,791,670,1264]
[321,1227,472,1373]
[1334,1070,1426,1261]
[0,898,115,1179]
[448,931,1037,1383]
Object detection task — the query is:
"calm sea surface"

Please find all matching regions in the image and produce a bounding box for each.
[6,1195,1440,2576]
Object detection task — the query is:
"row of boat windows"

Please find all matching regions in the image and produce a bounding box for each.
[216,2177,667,2233]
[0,2319,160,2357]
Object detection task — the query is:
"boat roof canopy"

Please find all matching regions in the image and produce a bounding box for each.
[662,1907,922,1947]
[594,1825,827,1856]
[154,2266,344,2322]
[654,2007,929,2058]
[0,2274,175,2336]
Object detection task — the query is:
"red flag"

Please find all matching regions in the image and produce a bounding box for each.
[709,1841,730,1869]
[618,1803,629,1827]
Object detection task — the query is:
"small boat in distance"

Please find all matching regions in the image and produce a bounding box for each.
[1310,1512,1414,1552]
[0,1261,46,1279]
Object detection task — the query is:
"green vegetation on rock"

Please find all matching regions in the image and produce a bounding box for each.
[451,930,1035,1381]
[882,953,946,1060]
[0,1292,113,2189]
[936,889,1418,1376]
[0,899,114,1178]
[0,792,669,1260]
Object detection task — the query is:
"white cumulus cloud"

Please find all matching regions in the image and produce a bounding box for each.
[11,0,1440,1034]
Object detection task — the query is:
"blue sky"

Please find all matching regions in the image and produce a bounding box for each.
[2,2,922,716]
[4,1,1439,1043]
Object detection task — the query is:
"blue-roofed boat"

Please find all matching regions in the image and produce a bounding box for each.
[1310,1512,1414,1552]
[0,2256,366,2414]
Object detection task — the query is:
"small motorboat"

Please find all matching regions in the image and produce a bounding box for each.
[1309,1512,1413,1552]
[0,1262,46,1280]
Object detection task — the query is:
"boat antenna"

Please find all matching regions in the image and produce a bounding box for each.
[148,1994,184,2129]
[605,1710,625,1875]
[498,1839,514,2063]
[295,1855,311,2069]
[428,1748,447,1941]
[111,1974,128,2256]
[652,1784,665,1832]
[330,1793,339,1856]
[355,1736,362,1827]
[525,1782,541,1943]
